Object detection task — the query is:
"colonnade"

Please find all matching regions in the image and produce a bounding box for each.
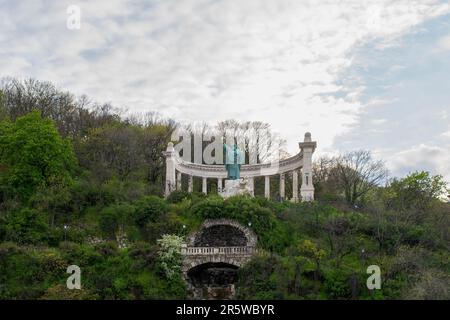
[163,133,316,202]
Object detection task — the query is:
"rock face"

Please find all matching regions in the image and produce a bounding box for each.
[219,179,253,198]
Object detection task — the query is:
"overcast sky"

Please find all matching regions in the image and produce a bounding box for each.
[1,0,450,180]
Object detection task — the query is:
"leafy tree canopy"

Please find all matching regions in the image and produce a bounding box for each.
[0,111,77,201]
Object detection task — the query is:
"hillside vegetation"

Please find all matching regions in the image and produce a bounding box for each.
[0,79,449,300]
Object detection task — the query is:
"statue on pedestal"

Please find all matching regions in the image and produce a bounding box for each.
[220,144,252,198]
[224,144,242,180]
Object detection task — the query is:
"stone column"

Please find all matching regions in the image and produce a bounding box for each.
[292,170,299,202]
[188,175,193,193]
[176,171,182,191]
[264,176,270,199]
[217,178,223,193]
[248,177,255,196]
[163,142,176,198]
[299,132,316,201]
[202,177,207,194]
[279,173,285,200]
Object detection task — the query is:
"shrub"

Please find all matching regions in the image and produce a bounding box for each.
[134,196,168,227]
[157,234,183,280]
[2,208,49,244]
[323,269,354,299]
[142,212,184,244]
[40,284,99,300]
[166,190,192,204]
[99,203,135,239]
[236,255,280,299]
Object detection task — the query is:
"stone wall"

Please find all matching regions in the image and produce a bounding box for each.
[186,219,258,247]
[194,225,247,247]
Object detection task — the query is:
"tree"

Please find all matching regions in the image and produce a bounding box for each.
[76,124,145,182]
[76,118,174,187]
[406,269,450,300]
[313,156,341,200]
[0,78,122,138]
[99,204,134,240]
[216,120,287,164]
[335,150,388,205]
[298,239,326,281]
[134,196,169,227]
[387,171,448,215]
[141,123,175,186]
[0,111,77,201]
[322,213,362,266]
[0,90,6,121]
[1,208,49,244]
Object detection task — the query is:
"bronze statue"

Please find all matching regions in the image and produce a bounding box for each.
[224,144,242,180]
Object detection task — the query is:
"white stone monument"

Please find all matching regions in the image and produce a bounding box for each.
[164,132,316,202]
[219,178,254,198]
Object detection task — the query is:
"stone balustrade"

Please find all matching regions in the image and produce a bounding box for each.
[182,246,258,256]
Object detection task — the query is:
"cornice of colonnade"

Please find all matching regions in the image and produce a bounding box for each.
[173,150,305,179]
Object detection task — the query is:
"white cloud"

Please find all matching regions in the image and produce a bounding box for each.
[437,35,450,51]
[385,144,450,181]
[0,0,449,160]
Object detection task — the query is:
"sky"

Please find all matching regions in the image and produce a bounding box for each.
[1,0,450,180]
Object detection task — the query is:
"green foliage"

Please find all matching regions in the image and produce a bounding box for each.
[99,203,135,240]
[134,195,169,227]
[387,171,448,214]
[1,208,49,244]
[236,255,280,299]
[298,239,326,262]
[0,90,6,121]
[40,284,99,300]
[323,268,359,299]
[0,88,448,300]
[0,111,76,201]
[166,190,192,204]
[156,234,183,280]
[191,195,292,252]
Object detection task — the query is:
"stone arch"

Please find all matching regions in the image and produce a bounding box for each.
[187,219,257,247]
[183,255,247,274]
[181,219,258,299]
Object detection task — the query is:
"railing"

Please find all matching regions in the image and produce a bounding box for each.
[181,246,257,256]
[174,151,305,178]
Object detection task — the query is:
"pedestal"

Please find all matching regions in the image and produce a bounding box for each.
[219,178,253,198]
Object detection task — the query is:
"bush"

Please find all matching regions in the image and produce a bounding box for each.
[2,208,49,244]
[99,203,135,239]
[323,268,363,300]
[40,284,98,300]
[166,190,192,204]
[0,243,51,299]
[134,196,168,227]
[128,241,159,269]
[190,195,291,252]
[142,213,184,244]
[236,255,280,299]
[157,234,183,280]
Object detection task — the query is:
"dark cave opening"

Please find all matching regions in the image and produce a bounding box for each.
[187,262,239,300]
